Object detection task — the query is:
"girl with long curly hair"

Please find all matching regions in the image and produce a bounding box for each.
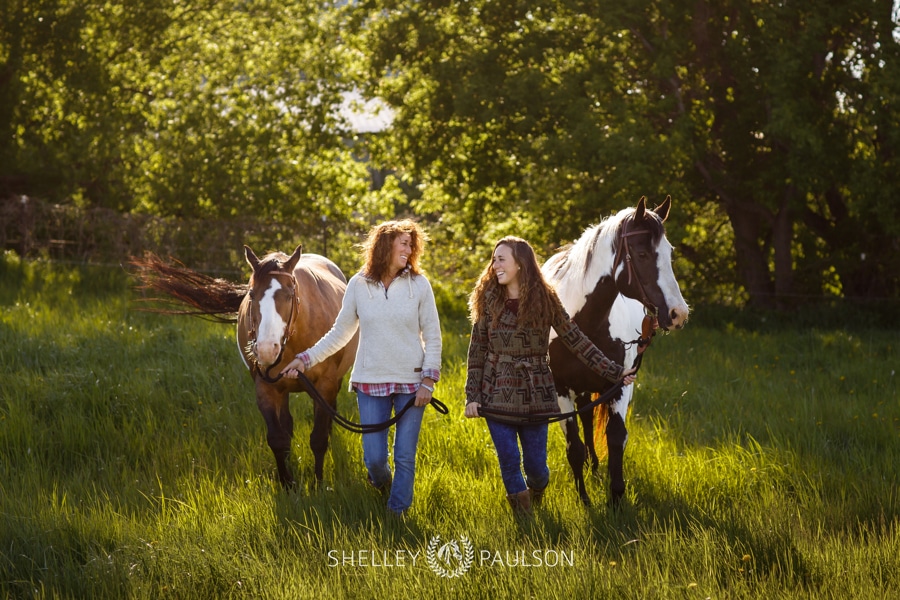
[464,236,635,515]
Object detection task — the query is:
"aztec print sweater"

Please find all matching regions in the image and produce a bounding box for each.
[465,298,623,415]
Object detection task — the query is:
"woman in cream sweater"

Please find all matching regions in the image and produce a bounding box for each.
[281,219,442,516]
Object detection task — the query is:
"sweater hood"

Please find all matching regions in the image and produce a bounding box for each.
[361,266,415,299]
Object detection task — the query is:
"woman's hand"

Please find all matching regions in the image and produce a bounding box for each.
[415,381,433,407]
[464,402,481,418]
[621,367,637,386]
[280,356,306,379]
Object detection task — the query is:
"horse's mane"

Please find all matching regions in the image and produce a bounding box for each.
[546,208,631,294]
[545,206,665,311]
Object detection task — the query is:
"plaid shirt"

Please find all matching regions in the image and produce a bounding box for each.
[296,352,439,397]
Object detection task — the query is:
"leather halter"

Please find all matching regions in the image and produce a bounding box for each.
[614,216,659,318]
[247,270,297,383]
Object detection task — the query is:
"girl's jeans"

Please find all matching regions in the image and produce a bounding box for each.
[486,420,550,495]
[357,391,424,514]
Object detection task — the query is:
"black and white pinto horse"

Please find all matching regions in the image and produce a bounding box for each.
[543,196,689,506]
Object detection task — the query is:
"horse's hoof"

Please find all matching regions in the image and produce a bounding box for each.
[579,494,592,507]
[275,470,297,491]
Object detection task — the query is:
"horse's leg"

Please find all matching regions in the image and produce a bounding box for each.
[577,392,600,475]
[557,393,590,506]
[307,373,337,486]
[605,401,629,506]
[255,381,296,489]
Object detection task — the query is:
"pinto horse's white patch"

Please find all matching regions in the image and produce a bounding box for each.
[544,215,623,342]
[609,294,643,425]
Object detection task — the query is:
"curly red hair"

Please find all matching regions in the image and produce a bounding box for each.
[361,219,428,281]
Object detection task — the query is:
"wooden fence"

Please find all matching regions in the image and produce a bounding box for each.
[1,196,359,275]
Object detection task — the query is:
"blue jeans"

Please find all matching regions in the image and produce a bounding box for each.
[486,420,550,496]
[356,391,424,514]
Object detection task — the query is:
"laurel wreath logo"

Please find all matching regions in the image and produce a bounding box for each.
[426,535,474,578]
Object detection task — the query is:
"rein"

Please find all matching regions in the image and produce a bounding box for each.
[476,311,658,426]
[255,346,448,434]
[293,369,449,434]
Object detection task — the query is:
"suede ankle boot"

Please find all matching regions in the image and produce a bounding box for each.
[506,490,533,516]
[528,485,546,508]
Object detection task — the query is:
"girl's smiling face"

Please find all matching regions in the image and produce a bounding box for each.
[492,244,520,287]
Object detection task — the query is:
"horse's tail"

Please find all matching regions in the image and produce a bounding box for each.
[129,254,246,323]
[592,397,609,461]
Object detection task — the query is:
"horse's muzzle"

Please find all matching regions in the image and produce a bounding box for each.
[662,305,689,330]
[254,341,283,367]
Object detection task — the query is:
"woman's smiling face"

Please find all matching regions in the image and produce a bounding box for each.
[390,233,412,274]
[492,244,519,287]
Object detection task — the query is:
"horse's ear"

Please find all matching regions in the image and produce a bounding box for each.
[654,195,672,223]
[634,196,648,221]
[244,245,261,270]
[283,244,303,273]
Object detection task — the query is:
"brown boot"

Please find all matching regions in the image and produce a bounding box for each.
[506,490,533,516]
[528,485,546,508]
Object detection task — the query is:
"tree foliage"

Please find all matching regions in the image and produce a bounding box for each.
[357,0,900,306]
[1,0,391,226]
[2,0,898,307]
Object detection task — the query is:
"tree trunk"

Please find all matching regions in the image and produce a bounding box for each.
[726,201,774,308]
[772,199,794,310]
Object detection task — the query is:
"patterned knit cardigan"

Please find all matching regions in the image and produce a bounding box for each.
[465,299,624,415]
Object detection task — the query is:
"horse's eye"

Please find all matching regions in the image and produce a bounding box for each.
[638,251,649,260]
[248,291,255,300]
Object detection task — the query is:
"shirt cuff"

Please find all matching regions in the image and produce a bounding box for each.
[296,351,312,370]
[421,368,441,383]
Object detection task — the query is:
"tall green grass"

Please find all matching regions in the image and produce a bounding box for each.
[1,254,898,599]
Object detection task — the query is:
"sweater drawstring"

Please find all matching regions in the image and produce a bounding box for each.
[361,269,413,299]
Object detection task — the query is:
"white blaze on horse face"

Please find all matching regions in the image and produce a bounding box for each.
[255,278,288,366]
[655,237,689,329]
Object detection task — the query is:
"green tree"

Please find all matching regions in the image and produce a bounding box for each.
[1,0,393,227]
[0,0,174,207]
[356,0,900,306]
[622,0,900,306]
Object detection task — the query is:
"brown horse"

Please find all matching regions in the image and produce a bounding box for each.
[131,245,358,489]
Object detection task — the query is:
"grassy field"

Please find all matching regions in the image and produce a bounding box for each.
[1,253,898,599]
